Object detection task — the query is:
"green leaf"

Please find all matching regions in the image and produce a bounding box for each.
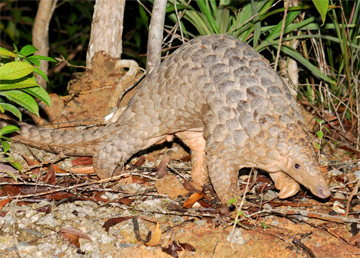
[23,86,52,107]
[19,45,38,56]
[257,43,336,84]
[3,157,22,173]
[312,0,328,25]
[29,55,56,62]
[317,131,324,139]
[265,11,300,42]
[13,43,19,53]
[27,56,41,67]
[0,77,39,90]
[314,117,322,124]
[197,0,220,34]
[0,61,35,80]
[228,197,236,205]
[0,136,13,142]
[33,68,49,82]
[5,170,19,181]
[278,45,336,84]
[216,7,230,34]
[314,142,321,150]
[0,103,22,120]
[12,161,22,172]
[0,47,16,58]
[138,3,149,30]
[1,140,11,153]
[251,0,261,48]
[0,125,19,137]
[0,90,39,116]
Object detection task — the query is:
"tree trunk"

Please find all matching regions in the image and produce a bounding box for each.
[146,0,167,73]
[32,0,57,89]
[86,0,125,68]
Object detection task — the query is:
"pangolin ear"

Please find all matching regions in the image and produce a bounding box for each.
[285,155,292,170]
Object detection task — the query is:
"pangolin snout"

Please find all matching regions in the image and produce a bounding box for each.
[316,186,331,199]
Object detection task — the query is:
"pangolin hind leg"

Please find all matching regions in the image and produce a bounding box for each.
[93,125,164,179]
[206,144,241,205]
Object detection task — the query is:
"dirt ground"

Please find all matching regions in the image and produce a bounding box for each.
[1,53,360,258]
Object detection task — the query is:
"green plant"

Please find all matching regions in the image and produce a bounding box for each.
[313,118,330,150]
[260,221,271,229]
[0,44,55,174]
[228,197,236,206]
[0,45,54,118]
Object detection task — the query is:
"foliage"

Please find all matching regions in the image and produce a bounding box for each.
[313,118,330,150]
[0,44,55,173]
[313,0,329,25]
[0,0,94,94]
[0,45,54,119]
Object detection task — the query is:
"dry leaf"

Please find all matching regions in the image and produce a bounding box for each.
[333,201,345,214]
[320,165,329,174]
[103,216,132,232]
[162,241,182,258]
[42,165,56,184]
[0,198,12,210]
[145,222,161,246]
[118,198,134,205]
[197,200,212,208]
[71,166,94,174]
[53,164,68,173]
[157,156,170,178]
[61,232,80,247]
[44,192,74,200]
[35,204,52,214]
[0,211,8,217]
[179,242,196,252]
[154,174,188,200]
[22,155,40,176]
[59,227,92,248]
[2,185,21,196]
[183,192,204,208]
[134,156,145,166]
[72,157,93,166]
[182,179,198,192]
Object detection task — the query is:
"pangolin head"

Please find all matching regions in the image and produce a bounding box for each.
[283,131,331,199]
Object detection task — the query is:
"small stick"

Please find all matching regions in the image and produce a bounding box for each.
[345,177,360,217]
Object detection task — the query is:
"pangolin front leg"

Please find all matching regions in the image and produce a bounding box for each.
[268,171,300,199]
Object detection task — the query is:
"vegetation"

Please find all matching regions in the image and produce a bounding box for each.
[0,44,55,173]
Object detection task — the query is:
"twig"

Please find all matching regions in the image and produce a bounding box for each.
[0,172,158,201]
[230,168,254,248]
[274,0,289,72]
[345,177,360,217]
[247,207,360,224]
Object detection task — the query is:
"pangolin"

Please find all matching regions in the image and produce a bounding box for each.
[0,34,331,204]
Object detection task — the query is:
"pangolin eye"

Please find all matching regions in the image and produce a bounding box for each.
[294,163,301,169]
